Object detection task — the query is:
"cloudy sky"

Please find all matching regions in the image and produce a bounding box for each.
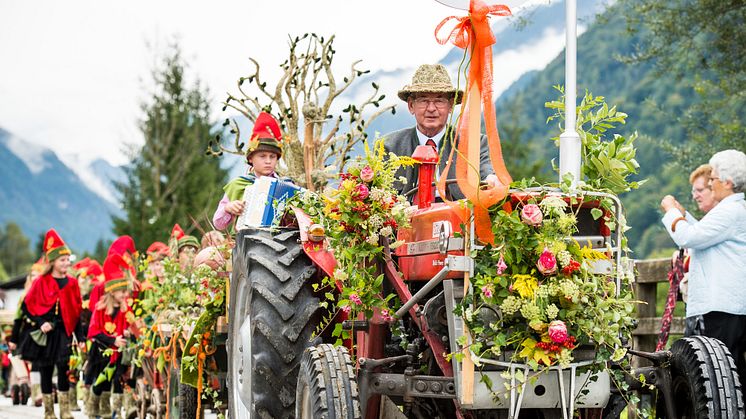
[0,0,541,166]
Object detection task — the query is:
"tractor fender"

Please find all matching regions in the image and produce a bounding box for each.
[293,206,337,280]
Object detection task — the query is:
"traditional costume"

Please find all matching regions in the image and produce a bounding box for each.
[212,112,284,230]
[88,236,137,316]
[86,254,133,419]
[18,229,83,419]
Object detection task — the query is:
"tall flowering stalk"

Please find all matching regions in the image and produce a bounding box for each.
[297,138,414,342]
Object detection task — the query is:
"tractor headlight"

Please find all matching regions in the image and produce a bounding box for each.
[307,224,326,243]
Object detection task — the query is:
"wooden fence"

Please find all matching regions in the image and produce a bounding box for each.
[632,257,684,358]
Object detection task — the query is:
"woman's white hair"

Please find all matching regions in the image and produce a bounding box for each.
[710,149,746,193]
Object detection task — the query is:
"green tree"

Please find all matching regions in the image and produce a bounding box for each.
[620,0,746,167]
[81,238,109,264]
[0,222,35,277]
[0,260,8,282]
[113,44,228,247]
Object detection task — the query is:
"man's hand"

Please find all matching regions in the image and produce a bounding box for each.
[40,322,53,333]
[225,200,245,216]
[483,174,499,189]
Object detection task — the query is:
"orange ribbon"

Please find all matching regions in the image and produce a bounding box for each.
[435,0,513,244]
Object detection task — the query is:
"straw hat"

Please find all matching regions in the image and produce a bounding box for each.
[397,64,463,104]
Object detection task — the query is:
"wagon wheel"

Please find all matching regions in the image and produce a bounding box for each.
[658,336,745,418]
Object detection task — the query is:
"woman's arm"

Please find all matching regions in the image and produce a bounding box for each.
[662,205,731,249]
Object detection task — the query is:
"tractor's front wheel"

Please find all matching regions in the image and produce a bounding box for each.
[227,228,320,419]
[295,344,361,419]
[662,335,744,418]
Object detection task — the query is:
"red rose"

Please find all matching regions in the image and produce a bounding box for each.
[536,248,557,275]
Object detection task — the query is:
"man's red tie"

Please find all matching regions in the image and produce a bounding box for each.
[426,139,437,198]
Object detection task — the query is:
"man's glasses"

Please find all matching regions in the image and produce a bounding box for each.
[413,97,451,109]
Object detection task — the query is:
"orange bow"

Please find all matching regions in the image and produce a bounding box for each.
[434,0,513,245]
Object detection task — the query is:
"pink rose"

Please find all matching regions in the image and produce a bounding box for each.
[341,305,351,314]
[350,293,362,305]
[496,255,507,275]
[521,204,543,226]
[355,184,370,201]
[481,285,493,299]
[360,165,374,183]
[536,248,557,275]
[548,320,569,344]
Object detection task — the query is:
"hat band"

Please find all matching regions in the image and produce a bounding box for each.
[105,278,128,293]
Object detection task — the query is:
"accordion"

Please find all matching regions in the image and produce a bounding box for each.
[235,176,301,229]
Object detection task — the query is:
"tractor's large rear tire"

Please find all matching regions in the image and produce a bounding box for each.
[295,344,361,419]
[663,335,744,418]
[228,228,320,419]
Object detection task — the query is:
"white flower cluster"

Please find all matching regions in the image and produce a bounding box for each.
[366,233,380,246]
[369,187,387,202]
[540,195,568,217]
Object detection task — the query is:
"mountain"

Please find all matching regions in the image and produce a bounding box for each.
[0,128,117,253]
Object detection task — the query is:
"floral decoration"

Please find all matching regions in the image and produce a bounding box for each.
[294,138,414,344]
[457,192,637,370]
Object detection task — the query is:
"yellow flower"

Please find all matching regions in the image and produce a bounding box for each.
[341,179,356,192]
[512,274,538,299]
[580,246,608,261]
[518,337,552,366]
[104,322,116,335]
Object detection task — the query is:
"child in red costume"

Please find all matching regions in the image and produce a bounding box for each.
[18,229,84,419]
[86,253,133,419]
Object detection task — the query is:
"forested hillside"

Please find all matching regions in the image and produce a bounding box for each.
[494,5,711,258]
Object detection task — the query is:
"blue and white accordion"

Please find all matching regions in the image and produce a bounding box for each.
[235,176,301,229]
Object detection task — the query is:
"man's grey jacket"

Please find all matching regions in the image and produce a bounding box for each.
[382,126,496,200]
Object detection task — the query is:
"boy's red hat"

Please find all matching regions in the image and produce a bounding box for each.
[86,260,104,279]
[108,236,136,258]
[103,254,129,293]
[73,257,92,273]
[147,241,171,260]
[107,236,137,276]
[247,112,283,161]
[43,229,71,262]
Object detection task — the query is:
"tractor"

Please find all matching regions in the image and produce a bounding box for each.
[225,147,744,418]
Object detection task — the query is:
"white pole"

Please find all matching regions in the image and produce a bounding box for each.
[559,0,581,186]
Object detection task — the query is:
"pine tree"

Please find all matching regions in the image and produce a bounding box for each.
[113,45,228,247]
[0,221,34,277]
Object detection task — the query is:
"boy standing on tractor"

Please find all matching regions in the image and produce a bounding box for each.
[212,111,284,231]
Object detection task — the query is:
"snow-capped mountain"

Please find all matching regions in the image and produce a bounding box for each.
[0,127,117,252]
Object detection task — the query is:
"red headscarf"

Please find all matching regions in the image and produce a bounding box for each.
[24,274,82,337]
